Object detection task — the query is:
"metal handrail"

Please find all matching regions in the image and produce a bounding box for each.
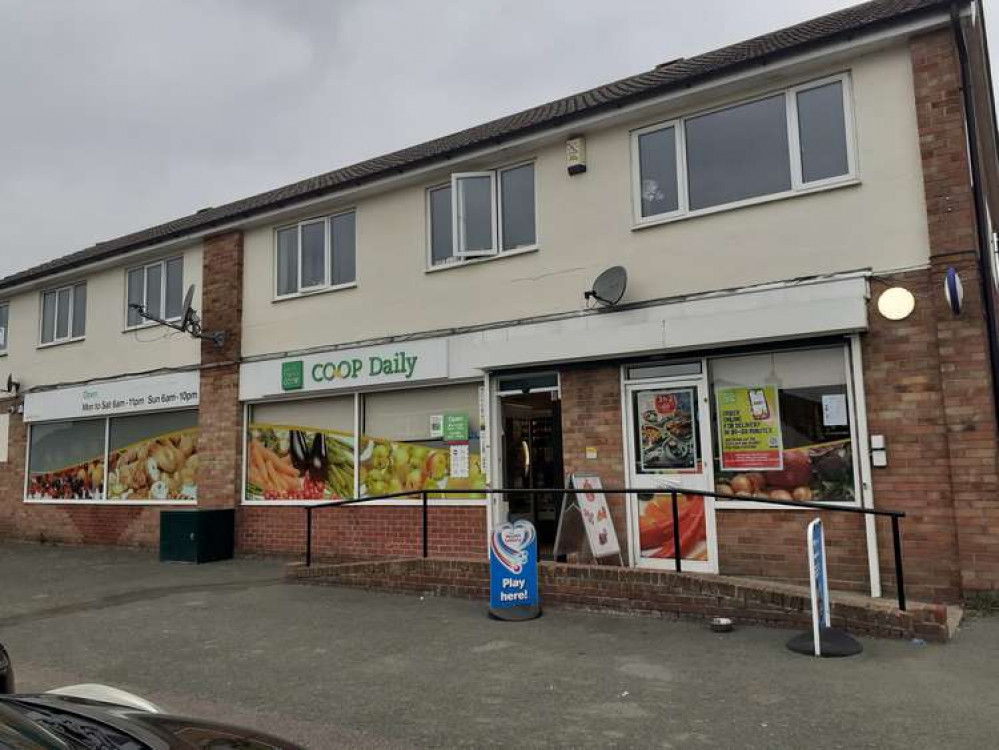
[301,485,907,610]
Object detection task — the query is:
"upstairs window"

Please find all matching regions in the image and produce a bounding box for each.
[633,74,855,223]
[126,257,183,328]
[40,282,86,345]
[275,210,356,297]
[0,302,8,352]
[428,162,536,266]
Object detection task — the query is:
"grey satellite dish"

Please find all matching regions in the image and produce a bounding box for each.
[5,373,18,394]
[180,285,196,331]
[585,266,627,306]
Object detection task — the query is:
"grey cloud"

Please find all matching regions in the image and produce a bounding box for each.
[0,0,992,277]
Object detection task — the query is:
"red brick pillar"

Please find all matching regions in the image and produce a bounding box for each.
[196,231,243,510]
[907,29,999,596]
[559,365,629,562]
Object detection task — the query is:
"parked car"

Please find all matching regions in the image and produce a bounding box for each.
[0,642,305,749]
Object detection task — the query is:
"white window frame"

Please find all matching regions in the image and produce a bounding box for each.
[452,171,499,258]
[124,257,183,330]
[631,72,858,228]
[273,209,357,301]
[38,282,85,348]
[0,301,9,354]
[427,160,539,268]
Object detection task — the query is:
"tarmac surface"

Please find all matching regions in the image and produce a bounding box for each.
[1,542,997,749]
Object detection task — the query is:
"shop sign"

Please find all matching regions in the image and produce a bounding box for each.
[716,385,783,471]
[240,339,449,401]
[489,519,541,621]
[23,371,200,423]
[556,474,621,559]
[281,361,304,391]
[442,412,469,443]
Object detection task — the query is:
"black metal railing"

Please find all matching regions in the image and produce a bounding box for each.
[301,486,907,610]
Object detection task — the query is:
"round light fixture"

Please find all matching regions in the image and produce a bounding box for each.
[877,287,916,321]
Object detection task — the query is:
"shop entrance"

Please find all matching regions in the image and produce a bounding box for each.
[498,375,563,557]
[623,363,718,573]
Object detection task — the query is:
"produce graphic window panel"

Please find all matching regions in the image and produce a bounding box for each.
[246,396,355,501]
[27,420,106,500]
[709,347,857,503]
[637,492,708,562]
[361,384,485,499]
[107,411,199,501]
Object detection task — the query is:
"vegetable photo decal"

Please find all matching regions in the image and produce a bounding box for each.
[638,493,708,561]
[246,424,354,501]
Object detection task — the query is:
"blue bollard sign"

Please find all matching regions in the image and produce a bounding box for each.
[808,518,831,655]
[489,519,541,621]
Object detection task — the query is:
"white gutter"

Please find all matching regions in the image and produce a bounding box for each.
[0,10,952,298]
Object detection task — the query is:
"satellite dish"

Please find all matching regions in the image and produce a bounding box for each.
[180,285,196,331]
[586,266,627,306]
[5,373,19,394]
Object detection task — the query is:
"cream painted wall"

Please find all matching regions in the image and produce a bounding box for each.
[1,243,202,390]
[240,43,930,359]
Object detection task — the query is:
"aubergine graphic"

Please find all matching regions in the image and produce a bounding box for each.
[308,432,329,481]
[290,430,309,470]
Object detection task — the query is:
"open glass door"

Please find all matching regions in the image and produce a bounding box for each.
[624,375,718,573]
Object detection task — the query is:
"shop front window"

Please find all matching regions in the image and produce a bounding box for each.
[243,384,487,503]
[26,412,199,502]
[360,384,485,499]
[27,420,107,499]
[709,346,857,504]
[246,396,355,501]
[107,411,198,500]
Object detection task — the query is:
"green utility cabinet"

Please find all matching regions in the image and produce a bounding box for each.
[159,508,235,563]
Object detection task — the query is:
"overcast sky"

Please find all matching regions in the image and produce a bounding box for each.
[1,0,995,279]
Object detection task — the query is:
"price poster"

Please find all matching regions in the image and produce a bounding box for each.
[716,385,783,471]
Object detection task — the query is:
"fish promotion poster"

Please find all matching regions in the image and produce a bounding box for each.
[489,519,540,621]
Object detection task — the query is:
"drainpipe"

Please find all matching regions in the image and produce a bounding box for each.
[950,2,999,432]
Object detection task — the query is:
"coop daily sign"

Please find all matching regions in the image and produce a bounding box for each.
[239,339,449,401]
[23,371,200,423]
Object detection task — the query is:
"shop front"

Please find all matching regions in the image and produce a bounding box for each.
[237,273,875,578]
[618,341,863,576]
[238,340,492,559]
[21,371,201,504]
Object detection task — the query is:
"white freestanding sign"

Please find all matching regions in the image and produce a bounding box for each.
[553,474,622,561]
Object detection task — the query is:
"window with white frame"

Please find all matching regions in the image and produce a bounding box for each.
[275,210,356,297]
[40,282,86,345]
[126,257,183,328]
[633,74,855,223]
[0,302,8,352]
[428,162,536,266]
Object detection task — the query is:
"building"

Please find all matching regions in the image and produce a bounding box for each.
[1,0,998,605]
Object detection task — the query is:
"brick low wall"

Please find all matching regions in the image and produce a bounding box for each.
[290,557,951,642]
[239,504,488,559]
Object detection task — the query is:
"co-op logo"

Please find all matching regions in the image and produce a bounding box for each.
[280,352,419,391]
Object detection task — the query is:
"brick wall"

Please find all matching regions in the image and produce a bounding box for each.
[910,29,999,595]
[0,399,162,547]
[239,504,488,559]
[291,558,951,642]
[559,365,630,561]
[197,230,244,512]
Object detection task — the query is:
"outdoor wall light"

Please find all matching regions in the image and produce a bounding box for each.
[876,287,916,321]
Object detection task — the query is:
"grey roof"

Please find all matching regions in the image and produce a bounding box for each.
[1,0,954,291]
